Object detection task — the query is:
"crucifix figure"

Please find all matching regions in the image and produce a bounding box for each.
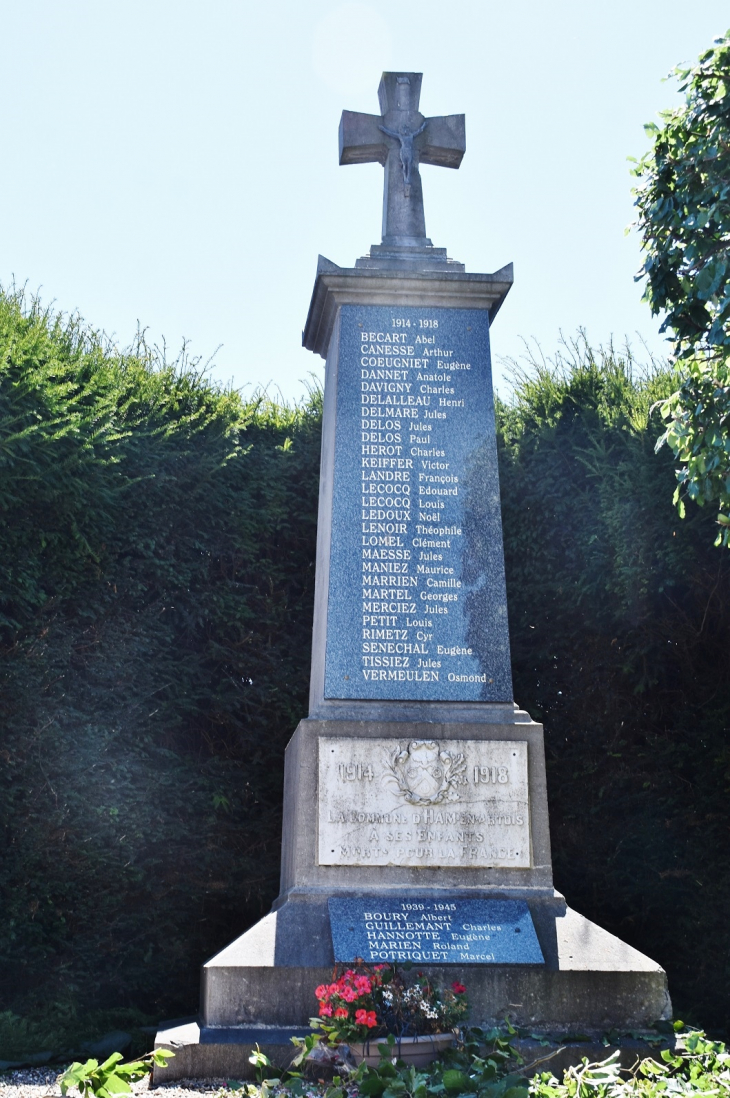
[339,72,465,248]
[378,119,427,193]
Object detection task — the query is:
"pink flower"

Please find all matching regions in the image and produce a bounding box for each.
[315,985,328,999]
[341,986,358,1002]
[319,1004,333,1017]
[451,981,466,994]
[354,976,372,994]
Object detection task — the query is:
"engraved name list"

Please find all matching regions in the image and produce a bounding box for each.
[324,305,512,703]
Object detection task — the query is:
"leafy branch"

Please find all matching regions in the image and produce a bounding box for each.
[59,1048,174,1098]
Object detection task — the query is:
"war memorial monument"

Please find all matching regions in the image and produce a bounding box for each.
[156,72,670,1079]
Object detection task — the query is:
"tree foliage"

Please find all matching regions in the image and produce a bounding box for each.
[633,31,730,544]
[499,336,730,1034]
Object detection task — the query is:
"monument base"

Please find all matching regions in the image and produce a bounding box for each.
[154,717,670,1080]
[201,892,669,1028]
[153,893,670,1081]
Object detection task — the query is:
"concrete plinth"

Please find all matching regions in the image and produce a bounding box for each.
[154,718,670,1081]
[154,1018,675,1084]
[198,895,668,1031]
[278,717,555,897]
[154,894,669,1081]
[153,1021,310,1082]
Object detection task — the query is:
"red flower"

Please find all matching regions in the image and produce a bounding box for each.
[315,984,328,999]
[354,1008,369,1025]
[451,981,466,994]
[334,1007,349,1018]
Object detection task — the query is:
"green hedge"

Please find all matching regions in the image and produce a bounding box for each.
[0,295,728,1041]
[0,290,321,1019]
[498,338,730,1035]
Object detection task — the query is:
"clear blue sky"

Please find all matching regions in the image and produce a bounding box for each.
[0,1,727,401]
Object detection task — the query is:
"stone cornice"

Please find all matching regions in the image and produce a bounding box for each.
[302,257,514,359]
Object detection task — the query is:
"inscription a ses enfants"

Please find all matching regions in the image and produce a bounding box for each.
[318,737,530,869]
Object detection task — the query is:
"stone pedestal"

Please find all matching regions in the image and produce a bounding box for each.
[155,249,670,1082]
[155,716,669,1080]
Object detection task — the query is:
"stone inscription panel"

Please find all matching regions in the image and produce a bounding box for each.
[324,305,512,703]
[328,897,544,964]
[318,737,530,868]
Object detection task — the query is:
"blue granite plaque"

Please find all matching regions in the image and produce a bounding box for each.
[324,305,512,703]
[328,897,544,964]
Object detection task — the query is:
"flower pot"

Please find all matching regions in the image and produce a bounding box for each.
[348,1032,455,1068]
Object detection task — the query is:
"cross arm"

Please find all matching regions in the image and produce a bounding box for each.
[339,111,388,166]
[420,114,466,169]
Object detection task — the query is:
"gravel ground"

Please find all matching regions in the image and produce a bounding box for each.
[0,1067,230,1098]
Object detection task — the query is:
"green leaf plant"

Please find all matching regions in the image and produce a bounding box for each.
[233,1025,730,1098]
[633,31,730,544]
[531,1027,730,1098]
[59,1049,173,1098]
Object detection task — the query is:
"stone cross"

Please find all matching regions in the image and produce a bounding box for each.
[339,72,465,249]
